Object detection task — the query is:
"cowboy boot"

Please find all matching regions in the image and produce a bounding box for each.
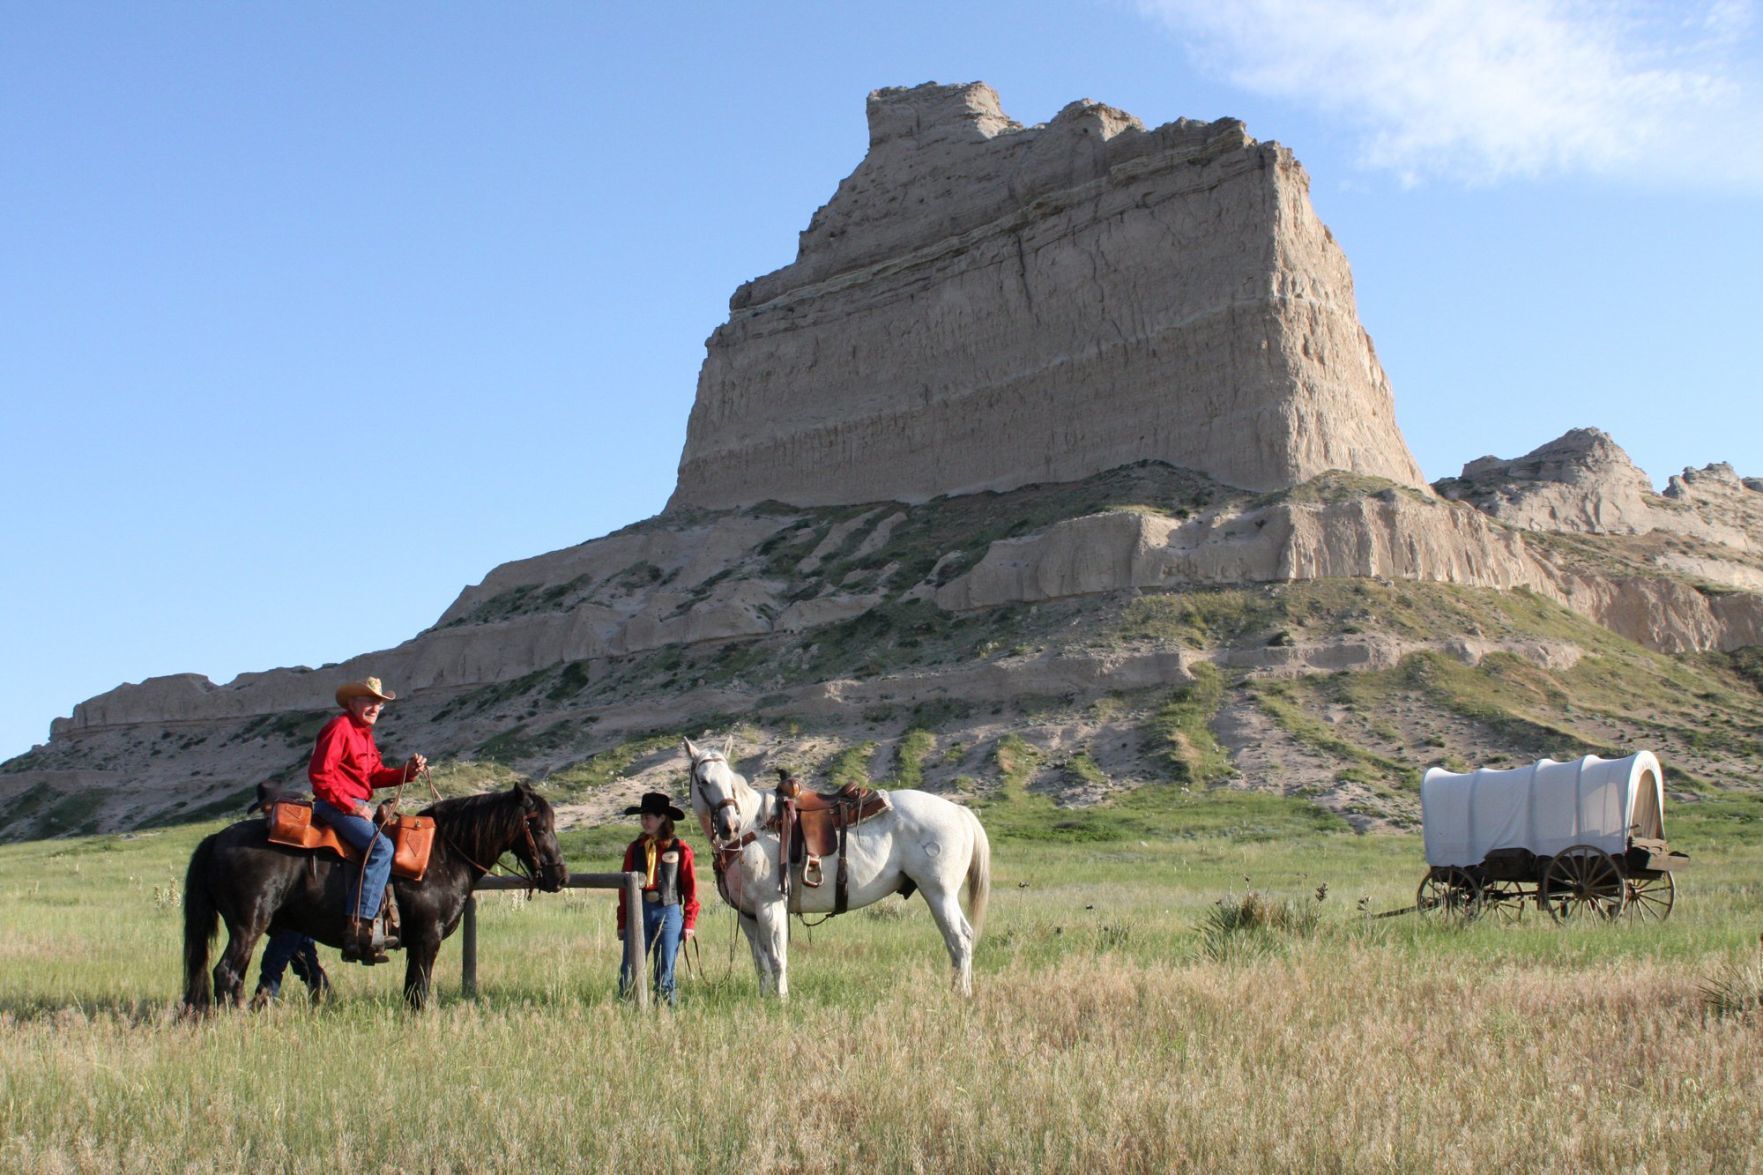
[361,918,389,965]
[345,917,389,965]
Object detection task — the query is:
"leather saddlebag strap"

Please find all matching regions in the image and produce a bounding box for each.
[778,795,796,905]
[834,804,851,916]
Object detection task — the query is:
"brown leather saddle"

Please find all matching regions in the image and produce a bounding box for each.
[768,774,891,915]
[264,797,436,883]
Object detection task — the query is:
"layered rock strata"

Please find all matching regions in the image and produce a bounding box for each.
[54,462,1763,742]
[669,82,1426,510]
[12,459,1763,839]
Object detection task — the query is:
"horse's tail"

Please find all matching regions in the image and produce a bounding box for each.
[963,806,991,941]
[182,833,220,1012]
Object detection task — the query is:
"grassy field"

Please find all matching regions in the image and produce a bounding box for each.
[5,792,1763,1171]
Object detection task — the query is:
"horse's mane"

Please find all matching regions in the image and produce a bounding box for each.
[420,788,542,868]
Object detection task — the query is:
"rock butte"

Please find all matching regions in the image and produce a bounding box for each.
[5,84,1761,837]
[669,81,1426,509]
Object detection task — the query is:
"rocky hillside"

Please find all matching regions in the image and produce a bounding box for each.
[6,452,1761,840]
[5,84,1761,841]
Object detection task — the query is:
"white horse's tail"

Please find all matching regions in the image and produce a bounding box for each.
[963,807,991,941]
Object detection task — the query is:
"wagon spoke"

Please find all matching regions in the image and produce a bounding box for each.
[1625,872,1676,922]
[1417,869,1481,924]
[1543,845,1625,923]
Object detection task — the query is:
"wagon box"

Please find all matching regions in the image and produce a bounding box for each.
[1416,752,1686,924]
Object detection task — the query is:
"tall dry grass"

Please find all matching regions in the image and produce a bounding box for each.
[3,820,1762,1170]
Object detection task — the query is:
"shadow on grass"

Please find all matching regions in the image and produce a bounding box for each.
[0,994,181,1026]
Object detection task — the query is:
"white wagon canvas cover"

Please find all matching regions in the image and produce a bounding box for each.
[1421,752,1664,868]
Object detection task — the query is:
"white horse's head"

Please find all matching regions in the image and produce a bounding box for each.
[683,735,752,844]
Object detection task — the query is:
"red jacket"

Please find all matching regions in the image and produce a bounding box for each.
[616,835,700,933]
[307,713,409,810]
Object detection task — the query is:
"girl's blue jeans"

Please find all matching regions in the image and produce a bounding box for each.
[620,902,683,1006]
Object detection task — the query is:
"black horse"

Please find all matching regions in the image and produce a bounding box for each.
[183,781,568,1011]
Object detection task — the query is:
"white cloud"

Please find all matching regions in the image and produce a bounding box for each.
[1137,0,1763,189]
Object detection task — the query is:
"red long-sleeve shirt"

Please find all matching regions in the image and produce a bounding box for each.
[307,713,409,810]
[615,835,700,933]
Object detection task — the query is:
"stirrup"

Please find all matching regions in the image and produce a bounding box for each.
[381,896,401,952]
[801,854,824,888]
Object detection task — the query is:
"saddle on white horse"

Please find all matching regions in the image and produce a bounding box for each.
[769,772,893,914]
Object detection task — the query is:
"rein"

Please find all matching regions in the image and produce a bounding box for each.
[443,816,545,892]
[423,772,549,894]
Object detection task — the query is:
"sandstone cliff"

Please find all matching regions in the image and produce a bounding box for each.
[669,82,1426,510]
[8,85,1763,842]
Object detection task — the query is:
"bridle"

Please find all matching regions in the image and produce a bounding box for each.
[442,807,557,895]
[692,752,762,910]
[691,752,750,847]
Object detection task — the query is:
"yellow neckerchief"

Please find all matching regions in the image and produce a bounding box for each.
[642,834,659,887]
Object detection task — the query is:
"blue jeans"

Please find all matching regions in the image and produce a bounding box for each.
[258,932,322,998]
[620,902,683,1007]
[314,800,393,920]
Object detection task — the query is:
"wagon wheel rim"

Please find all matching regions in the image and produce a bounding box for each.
[1482,881,1525,923]
[1624,872,1676,922]
[1542,845,1626,923]
[1417,869,1482,923]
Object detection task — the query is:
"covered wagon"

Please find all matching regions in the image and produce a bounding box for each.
[1417,752,1686,922]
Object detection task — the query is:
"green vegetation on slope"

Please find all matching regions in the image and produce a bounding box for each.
[1143,663,1232,786]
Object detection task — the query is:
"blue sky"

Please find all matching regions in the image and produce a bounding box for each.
[3,1,1760,762]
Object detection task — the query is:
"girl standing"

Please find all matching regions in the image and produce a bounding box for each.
[616,792,700,1006]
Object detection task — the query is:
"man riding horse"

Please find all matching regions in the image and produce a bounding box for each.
[308,676,426,963]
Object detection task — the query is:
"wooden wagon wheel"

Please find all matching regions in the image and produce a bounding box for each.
[1417,868,1481,922]
[1542,845,1626,923]
[1624,871,1676,922]
[1479,880,1526,923]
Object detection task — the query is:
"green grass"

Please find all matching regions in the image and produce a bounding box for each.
[1065,750,1107,788]
[1116,590,1279,647]
[6,797,1763,1169]
[1726,646,1763,694]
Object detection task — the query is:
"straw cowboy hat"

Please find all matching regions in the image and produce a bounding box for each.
[624,791,685,820]
[335,676,396,708]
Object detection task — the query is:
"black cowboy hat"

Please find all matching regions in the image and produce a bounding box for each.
[624,791,685,820]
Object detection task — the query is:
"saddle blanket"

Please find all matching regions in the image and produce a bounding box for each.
[265,799,436,882]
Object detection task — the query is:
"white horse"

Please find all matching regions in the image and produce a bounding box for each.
[682,737,991,997]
